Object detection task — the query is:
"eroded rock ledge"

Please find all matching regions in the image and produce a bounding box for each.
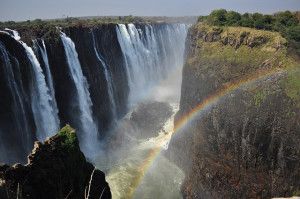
[0,125,111,199]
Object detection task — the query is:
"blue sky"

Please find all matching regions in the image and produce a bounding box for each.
[0,0,299,21]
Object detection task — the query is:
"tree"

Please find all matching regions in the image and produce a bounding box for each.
[76,20,84,26]
[197,15,207,22]
[125,16,133,23]
[277,11,298,26]
[287,25,300,42]
[254,18,265,29]
[262,15,275,30]
[226,11,241,26]
[294,12,300,24]
[240,13,254,27]
[251,13,263,21]
[207,9,228,26]
[5,21,16,26]
[90,19,97,24]
[251,13,264,29]
[240,17,254,27]
[243,13,251,19]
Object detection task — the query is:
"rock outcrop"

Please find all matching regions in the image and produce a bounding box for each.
[0,125,111,199]
[109,101,173,150]
[130,101,173,138]
[168,24,300,198]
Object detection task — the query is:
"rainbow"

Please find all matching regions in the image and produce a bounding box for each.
[130,69,280,199]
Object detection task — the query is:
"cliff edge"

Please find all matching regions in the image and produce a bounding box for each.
[0,125,111,199]
[168,24,300,198]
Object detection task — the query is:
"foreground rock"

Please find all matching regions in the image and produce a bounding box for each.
[168,24,300,198]
[0,125,111,199]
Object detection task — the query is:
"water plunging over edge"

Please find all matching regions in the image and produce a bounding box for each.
[60,32,99,158]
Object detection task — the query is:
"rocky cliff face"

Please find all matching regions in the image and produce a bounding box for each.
[168,24,300,198]
[0,125,111,199]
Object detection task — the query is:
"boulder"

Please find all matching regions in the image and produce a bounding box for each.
[0,125,111,199]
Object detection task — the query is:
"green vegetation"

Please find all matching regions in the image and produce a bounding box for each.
[294,189,300,196]
[253,90,268,107]
[0,16,196,28]
[281,67,300,106]
[193,25,296,70]
[57,124,77,149]
[188,24,299,110]
[198,9,300,51]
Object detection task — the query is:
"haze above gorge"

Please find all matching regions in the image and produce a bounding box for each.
[0,0,299,22]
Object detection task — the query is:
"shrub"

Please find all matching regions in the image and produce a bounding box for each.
[287,25,300,42]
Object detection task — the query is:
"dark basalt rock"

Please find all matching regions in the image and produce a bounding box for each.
[168,24,300,198]
[108,101,173,151]
[130,101,173,139]
[0,125,111,199]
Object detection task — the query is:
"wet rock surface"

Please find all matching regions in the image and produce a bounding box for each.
[130,101,173,138]
[0,125,111,199]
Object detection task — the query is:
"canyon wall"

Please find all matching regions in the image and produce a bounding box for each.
[168,24,300,198]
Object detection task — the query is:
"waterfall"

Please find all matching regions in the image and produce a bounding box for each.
[0,41,31,153]
[34,39,60,129]
[60,32,99,157]
[91,30,117,122]
[116,23,189,107]
[6,29,60,141]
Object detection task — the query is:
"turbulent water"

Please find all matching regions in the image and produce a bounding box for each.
[60,32,100,157]
[96,104,185,199]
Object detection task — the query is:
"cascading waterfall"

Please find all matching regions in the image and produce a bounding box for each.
[96,23,189,198]
[7,29,60,141]
[0,41,31,154]
[91,30,117,122]
[116,23,188,107]
[34,40,60,128]
[0,23,189,171]
[60,32,99,157]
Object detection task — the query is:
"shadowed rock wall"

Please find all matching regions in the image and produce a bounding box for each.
[168,24,300,198]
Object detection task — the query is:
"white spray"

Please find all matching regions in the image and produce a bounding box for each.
[116,23,189,107]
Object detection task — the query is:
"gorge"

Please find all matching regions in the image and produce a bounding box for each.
[0,22,188,198]
[0,17,300,199]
